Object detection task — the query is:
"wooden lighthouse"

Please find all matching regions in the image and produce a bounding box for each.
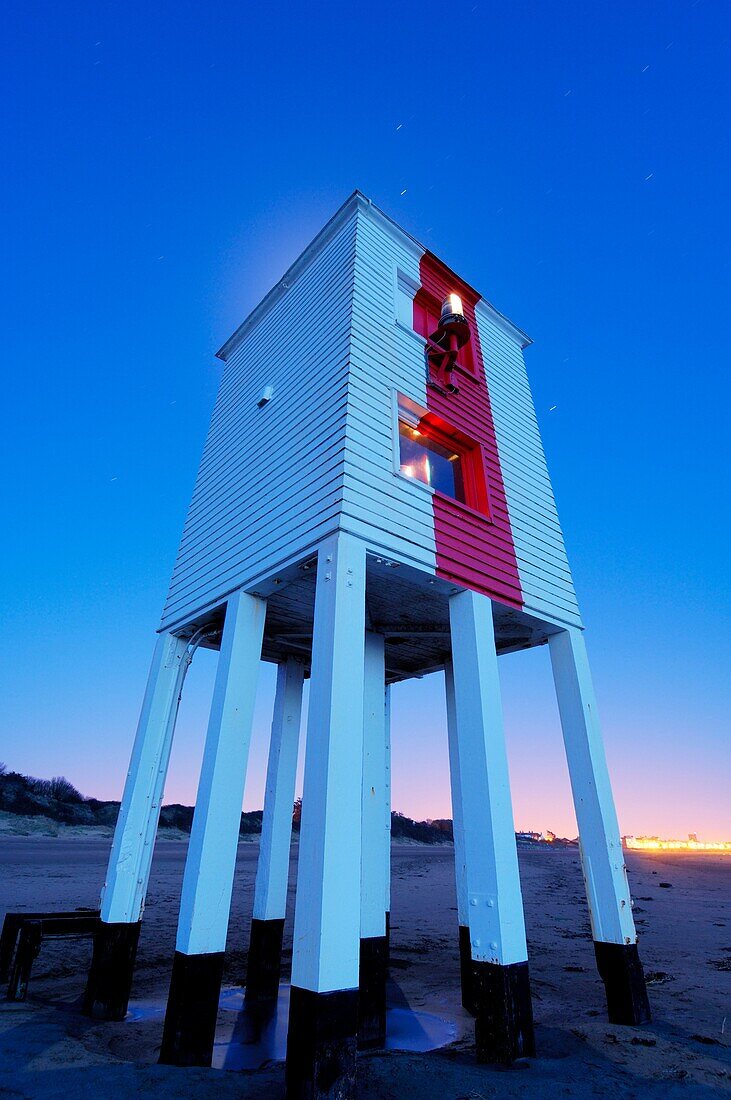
[83,191,650,1096]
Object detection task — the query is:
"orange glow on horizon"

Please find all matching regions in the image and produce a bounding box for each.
[624,836,731,852]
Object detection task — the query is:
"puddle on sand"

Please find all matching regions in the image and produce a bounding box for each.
[127,982,457,1070]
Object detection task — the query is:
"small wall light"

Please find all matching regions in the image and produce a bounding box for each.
[257,384,274,408]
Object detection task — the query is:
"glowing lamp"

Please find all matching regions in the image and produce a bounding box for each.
[434,292,470,349]
[441,293,464,324]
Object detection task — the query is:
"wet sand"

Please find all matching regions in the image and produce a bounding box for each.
[1,838,729,1097]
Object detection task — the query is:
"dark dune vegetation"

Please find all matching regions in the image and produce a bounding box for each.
[0,765,454,843]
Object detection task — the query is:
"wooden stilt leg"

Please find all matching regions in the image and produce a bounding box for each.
[159,590,266,1066]
[449,590,535,1064]
[246,657,305,1005]
[359,632,388,1050]
[444,658,474,1015]
[83,631,188,1020]
[285,533,366,1100]
[384,684,392,965]
[549,627,651,1025]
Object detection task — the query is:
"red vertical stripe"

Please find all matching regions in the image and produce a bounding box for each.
[419,252,523,609]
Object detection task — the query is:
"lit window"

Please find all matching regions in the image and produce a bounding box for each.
[397,395,489,515]
[398,420,466,502]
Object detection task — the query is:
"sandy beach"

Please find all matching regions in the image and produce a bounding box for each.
[1,837,729,1097]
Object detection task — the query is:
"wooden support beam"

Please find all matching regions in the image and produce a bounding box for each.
[384,683,392,955]
[246,657,305,1005]
[159,589,266,1067]
[83,631,188,1021]
[444,658,473,1014]
[286,532,366,1100]
[549,627,651,1025]
[449,589,535,1064]
[359,632,388,1050]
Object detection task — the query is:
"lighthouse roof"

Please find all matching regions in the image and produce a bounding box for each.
[216,190,531,363]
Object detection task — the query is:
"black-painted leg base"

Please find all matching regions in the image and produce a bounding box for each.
[458,925,475,1015]
[159,951,225,1067]
[358,935,387,1049]
[245,918,285,1005]
[286,986,358,1100]
[82,920,141,1021]
[472,959,535,1065]
[594,941,651,1025]
[384,911,390,973]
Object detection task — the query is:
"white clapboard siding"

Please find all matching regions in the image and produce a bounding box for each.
[477,305,582,628]
[160,191,583,635]
[340,205,437,571]
[343,201,581,629]
[160,210,358,630]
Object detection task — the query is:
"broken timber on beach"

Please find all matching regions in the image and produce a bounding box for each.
[82,191,651,1097]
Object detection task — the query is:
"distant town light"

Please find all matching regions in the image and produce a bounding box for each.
[625,835,731,852]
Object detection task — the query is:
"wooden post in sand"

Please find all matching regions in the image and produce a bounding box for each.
[448,589,535,1064]
[549,627,651,1025]
[384,683,392,958]
[245,657,305,1005]
[285,533,366,1098]
[159,590,265,1067]
[444,658,473,1013]
[82,631,189,1021]
[359,632,389,1049]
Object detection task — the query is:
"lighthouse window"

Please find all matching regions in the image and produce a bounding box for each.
[398,420,466,502]
[396,394,490,516]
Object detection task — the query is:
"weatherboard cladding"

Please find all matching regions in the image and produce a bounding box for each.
[432,267,580,622]
[475,305,581,627]
[161,192,580,633]
[346,203,580,627]
[419,250,523,608]
[159,211,357,630]
[342,209,437,573]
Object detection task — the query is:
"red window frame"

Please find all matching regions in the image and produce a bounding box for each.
[397,395,491,518]
[413,289,476,375]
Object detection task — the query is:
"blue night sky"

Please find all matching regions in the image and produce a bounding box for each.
[1,0,729,839]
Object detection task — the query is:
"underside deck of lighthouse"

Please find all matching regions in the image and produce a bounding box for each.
[173,551,567,684]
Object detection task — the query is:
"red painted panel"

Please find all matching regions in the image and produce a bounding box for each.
[418,252,523,609]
